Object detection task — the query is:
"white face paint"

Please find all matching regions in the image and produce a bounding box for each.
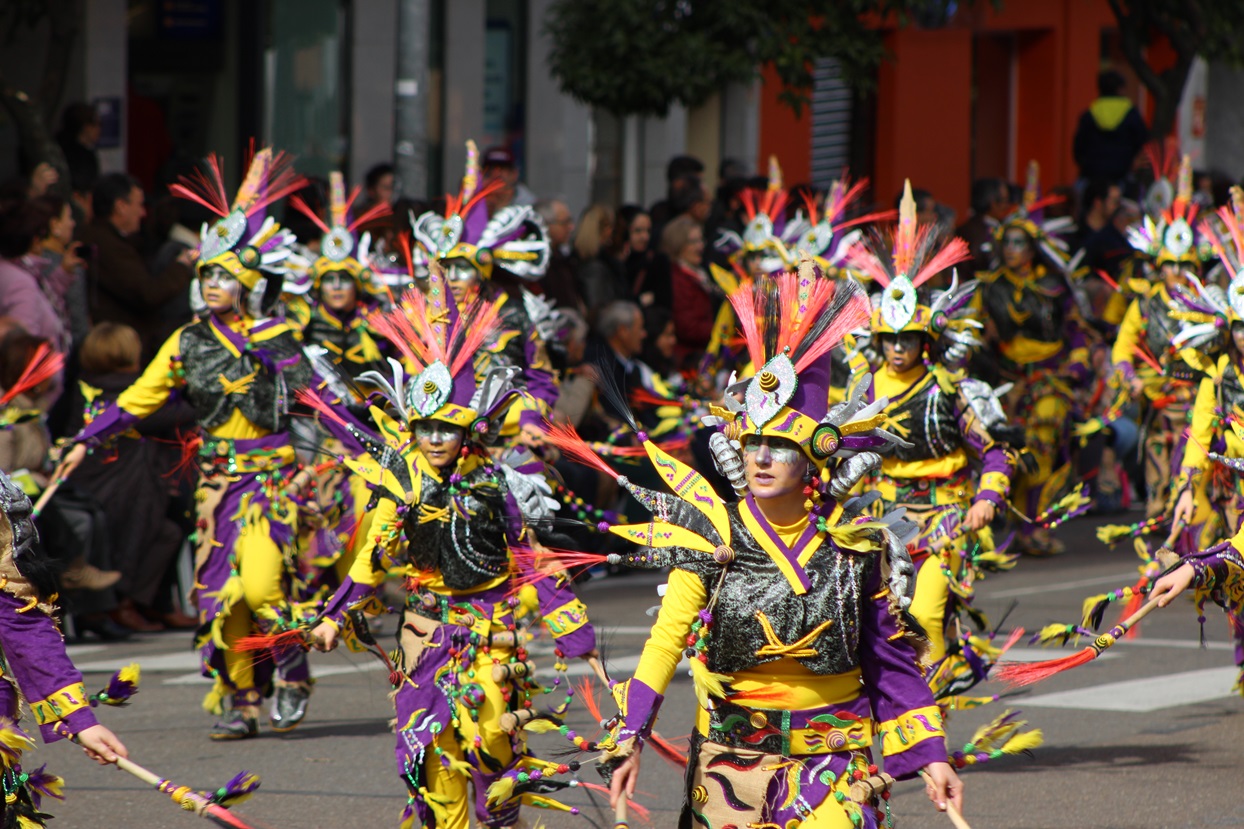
[320,270,358,312]
[413,420,466,469]
[199,265,242,314]
[742,435,808,501]
[442,258,481,301]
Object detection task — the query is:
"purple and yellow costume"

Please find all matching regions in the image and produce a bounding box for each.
[571,267,947,828]
[73,150,316,728]
[975,163,1089,551]
[315,273,596,829]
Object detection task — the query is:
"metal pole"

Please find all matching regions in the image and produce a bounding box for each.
[394,0,430,198]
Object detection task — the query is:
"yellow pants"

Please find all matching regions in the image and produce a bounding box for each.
[220,513,288,692]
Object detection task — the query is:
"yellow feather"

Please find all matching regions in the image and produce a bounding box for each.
[688,658,732,710]
[485,775,516,806]
[1001,728,1044,755]
[522,718,560,735]
[118,662,141,688]
[201,680,227,715]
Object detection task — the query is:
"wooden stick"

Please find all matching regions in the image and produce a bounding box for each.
[30,473,66,518]
[848,771,895,801]
[492,661,536,682]
[588,655,611,687]
[919,769,972,829]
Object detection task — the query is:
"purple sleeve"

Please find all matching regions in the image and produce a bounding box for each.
[320,576,379,625]
[959,409,1014,508]
[522,328,559,411]
[73,403,142,448]
[858,564,947,779]
[0,592,97,743]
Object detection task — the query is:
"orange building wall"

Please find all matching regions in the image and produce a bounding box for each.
[874,27,973,218]
[756,0,1120,218]
[757,64,812,187]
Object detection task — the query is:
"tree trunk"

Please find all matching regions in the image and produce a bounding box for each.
[1148,62,1194,141]
[0,79,71,197]
[37,0,81,127]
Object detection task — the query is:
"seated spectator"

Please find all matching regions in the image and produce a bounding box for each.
[662,215,718,360]
[0,198,79,355]
[65,322,198,632]
[535,198,583,315]
[550,310,595,429]
[956,177,1011,277]
[576,204,627,315]
[363,162,396,210]
[616,205,663,309]
[0,328,126,639]
[584,300,649,427]
[641,306,680,388]
[79,173,195,358]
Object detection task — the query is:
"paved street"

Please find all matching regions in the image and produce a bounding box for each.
[43,511,1244,828]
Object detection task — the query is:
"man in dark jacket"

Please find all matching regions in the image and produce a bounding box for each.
[79,173,195,358]
[1073,70,1149,183]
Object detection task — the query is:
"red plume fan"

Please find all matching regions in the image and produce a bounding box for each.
[0,343,63,406]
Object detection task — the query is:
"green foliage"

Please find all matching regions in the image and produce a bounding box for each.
[544,0,959,118]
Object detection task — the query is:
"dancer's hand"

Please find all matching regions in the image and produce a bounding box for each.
[1151,563,1196,607]
[609,751,640,809]
[53,443,87,478]
[1172,490,1195,528]
[962,500,996,531]
[77,724,128,765]
[921,761,963,814]
[310,621,339,651]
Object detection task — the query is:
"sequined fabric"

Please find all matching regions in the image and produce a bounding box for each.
[980,268,1069,346]
[401,465,514,590]
[179,322,311,431]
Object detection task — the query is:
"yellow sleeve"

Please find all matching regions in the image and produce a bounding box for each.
[1102,290,1129,326]
[1110,299,1143,368]
[631,568,707,694]
[345,497,402,587]
[1181,376,1217,474]
[115,328,186,417]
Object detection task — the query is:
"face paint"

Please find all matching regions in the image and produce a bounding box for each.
[199,265,242,313]
[742,435,804,466]
[413,420,466,470]
[320,270,358,312]
[442,259,481,301]
[742,435,808,500]
[880,331,925,373]
[1001,231,1034,270]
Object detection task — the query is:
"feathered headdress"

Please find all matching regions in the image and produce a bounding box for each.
[360,260,511,430]
[171,148,307,292]
[1129,150,1207,265]
[411,140,549,281]
[847,179,971,335]
[717,259,881,467]
[1172,187,1244,345]
[714,156,793,275]
[287,171,392,294]
[992,160,1075,271]
[785,173,894,274]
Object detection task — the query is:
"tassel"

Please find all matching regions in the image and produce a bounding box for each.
[91,663,141,707]
[24,765,65,806]
[0,720,34,767]
[210,770,261,807]
[232,629,309,652]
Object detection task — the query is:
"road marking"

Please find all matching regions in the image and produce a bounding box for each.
[1116,637,1234,652]
[79,651,200,673]
[987,572,1136,599]
[65,645,106,658]
[1022,666,1240,712]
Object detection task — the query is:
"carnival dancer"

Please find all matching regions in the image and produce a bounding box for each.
[290,171,393,380]
[1116,154,1216,532]
[285,171,396,593]
[411,141,556,449]
[846,183,1018,666]
[307,264,597,829]
[976,162,1089,555]
[59,149,320,740]
[547,263,962,827]
[0,471,130,826]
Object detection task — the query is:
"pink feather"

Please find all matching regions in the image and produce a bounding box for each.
[912,236,971,288]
